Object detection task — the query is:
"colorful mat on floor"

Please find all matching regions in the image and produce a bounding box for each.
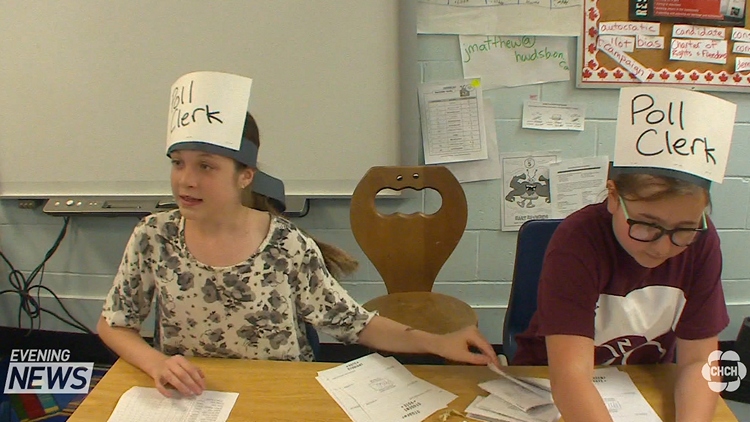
[0,358,110,422]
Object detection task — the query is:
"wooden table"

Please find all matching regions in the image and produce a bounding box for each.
[69,358,739,422]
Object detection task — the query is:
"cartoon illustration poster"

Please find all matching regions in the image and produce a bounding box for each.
[501,153,558,231]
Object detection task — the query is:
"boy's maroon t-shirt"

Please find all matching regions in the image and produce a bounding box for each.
[512,201,729,366]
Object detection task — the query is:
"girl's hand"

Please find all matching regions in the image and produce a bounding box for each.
[433,326,500,366]
[151,354,206,398]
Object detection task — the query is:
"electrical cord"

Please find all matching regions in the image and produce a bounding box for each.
[0,216,93,334]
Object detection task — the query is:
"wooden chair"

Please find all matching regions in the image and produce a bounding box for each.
[350,166,478,335]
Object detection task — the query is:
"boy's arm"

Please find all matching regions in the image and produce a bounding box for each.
[546,334,614,422]
[675,336,720,422]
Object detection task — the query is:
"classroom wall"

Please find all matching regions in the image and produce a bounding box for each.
[1,35,750,345]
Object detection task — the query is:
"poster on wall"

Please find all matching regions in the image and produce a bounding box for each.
[630,0,746,26]
[501,152,558,231]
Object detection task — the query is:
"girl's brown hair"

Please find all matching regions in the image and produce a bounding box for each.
[243,191,360,279]
[611,172,711,209]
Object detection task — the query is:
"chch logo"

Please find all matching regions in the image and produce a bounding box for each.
[701,350,747,392]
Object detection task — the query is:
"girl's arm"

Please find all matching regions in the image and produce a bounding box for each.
[97,317,205,397]
[675,337,720,422]
[356,315,500,366]
[546,334,614,422]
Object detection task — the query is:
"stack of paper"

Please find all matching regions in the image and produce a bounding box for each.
[316,353,457,422]
[466,365,662,422]
[465,365,559,422]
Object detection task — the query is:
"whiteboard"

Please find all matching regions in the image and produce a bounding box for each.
[0,1,418,198]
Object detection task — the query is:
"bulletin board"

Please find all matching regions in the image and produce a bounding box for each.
[578,0,750,91]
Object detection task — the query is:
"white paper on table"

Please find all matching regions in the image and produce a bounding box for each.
[318,354,456,422]
[445,99,502,183]
[522,101,584,131]
[418,79,488,165]
[417,0,582,37]
[483,364,553,411]
[477,394,560,422]
[459,35,570,89]
[501,153,558,232]
[592,369,662,422]
[478,377,552,413]
[517,377,552,392]
[353,379,457,422]
[106,387,238,422]
[316,354,397,422]
[549,156,609,219]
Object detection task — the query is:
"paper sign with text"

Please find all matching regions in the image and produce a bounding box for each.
[166,71,252,152]
[460,35,569,89]
[736,57,750,72]
[599,21,660,36]
[599,36,635,52]
[672,24,726,40]
[732,27,750,42]
[598,38,649,81]
[615,87,736,184]
[636,35,665,50]
[670,39,728,64]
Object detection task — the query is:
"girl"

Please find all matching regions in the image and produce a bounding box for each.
[97,113,499,398]
[512,166,728,421]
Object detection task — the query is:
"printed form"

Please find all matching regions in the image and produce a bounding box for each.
[419,79,488,165]
[106,387,238,422]
[317,353,457,422]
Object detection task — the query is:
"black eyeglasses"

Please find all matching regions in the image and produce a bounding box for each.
[618,196,707,247]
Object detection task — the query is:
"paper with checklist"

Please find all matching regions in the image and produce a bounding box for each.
[106,386,238,422]
[316,353,457,422]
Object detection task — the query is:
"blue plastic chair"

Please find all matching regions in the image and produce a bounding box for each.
[502,219,562,364]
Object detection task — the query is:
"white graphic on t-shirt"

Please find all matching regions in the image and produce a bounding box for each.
[594,285,686,364]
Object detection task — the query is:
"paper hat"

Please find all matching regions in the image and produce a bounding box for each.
[253,170,286,212]
[166,71,258,168]
[613,87,736,187]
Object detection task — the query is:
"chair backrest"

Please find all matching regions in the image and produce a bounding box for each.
[350,166,468,293]
[503,218,563,363]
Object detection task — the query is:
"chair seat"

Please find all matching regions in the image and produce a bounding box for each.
[363,292,478,335]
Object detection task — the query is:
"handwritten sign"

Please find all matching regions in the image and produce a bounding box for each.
[459,35,569,89]
[598,38,649,82]
[733,42,750,55]
[736,57,750,72]
[599,21,660,36]
[672,24,726,40]
[670,39,728,64]
[166,72,252,152]
[599,36,635,53]
[732,27,750,42]
[636,35,664,50]
[615,87,736,184]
